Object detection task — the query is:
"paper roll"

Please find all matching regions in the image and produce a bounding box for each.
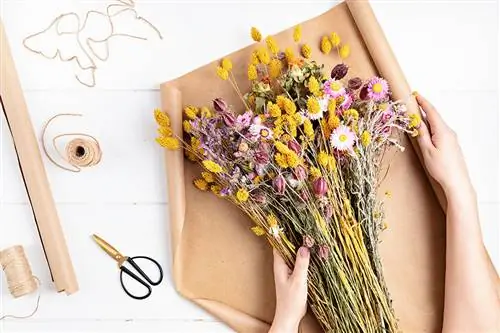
[0,21,78,294]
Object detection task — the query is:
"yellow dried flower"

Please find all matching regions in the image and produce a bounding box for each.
[328,114,340,130]
[280,134,292,142]
[307,97,321,115]
[385,190,392,199]
[328,99,337,113]
[194,178,208,191]
[286,152,300,168]
[321,36,332,54]
[303,119,314,139]
[361,130,371,147]
[345,108,359,120]
[216,66,229,80]
[274,153,288,168]
[251,27,262,42]
[321,118,331,138]
[292,113,303,125]
[293,25,302,42]
[409,113,421,128]
[221,58,233,71]
[267,214,279,227]
[284,47,295,63]
[185,151,197,161]
[276,95,286,109]
[210,184,221,196]
[274,141,291,154]
[200,106,212,118]
[283,98,297,115]
[202,160,224,173]
[247,64,258,80]
[250,52,259,65]
[301,44,312,59]
[154,108,170,127]
[289,123,297,137]
[156,136,180,150]
[269,59,282,78]
[318,151,329,167]
[158,126,173,137]
[251,225,266,236]
[182,120,191,133]
[256,47,270,65]
[191,136,201,150]
[253,176,262,184]
[265,35,279,55]
[184,105,198,120]
[339,44,350,59]
[327,155,336,171]
[310,166,321,178]
[268,102,282,117]
[330,32,341,47]
[308,76,321,96]
[236,188,249,202]
[201,171,215,183]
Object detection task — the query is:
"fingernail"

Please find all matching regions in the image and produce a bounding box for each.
[299,247,309,257]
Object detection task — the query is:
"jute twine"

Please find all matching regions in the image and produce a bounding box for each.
[0,245,41,320]
[41,114,102,172]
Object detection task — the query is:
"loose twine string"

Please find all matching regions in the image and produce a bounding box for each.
[22,0,162,87]
[41,114,102,173]
[0,246,41,321]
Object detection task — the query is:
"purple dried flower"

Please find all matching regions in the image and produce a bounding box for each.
[312,177,328,196]
[213,98,228,112]
[294,166,307,181]
[254,149,269,164]
[359,86,369,100]
[253,191,267,204]
[273,175,286,195]
[303,235,315,248]
[318,245,330,260]
[287,140,301,154]
[331,63,348,80]
[222,112,236,126]
[235,111,252,129]
[348,77,363,90]
[220,188,231,196]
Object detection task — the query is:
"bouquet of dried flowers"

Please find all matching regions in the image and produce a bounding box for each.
[154,25,420,332]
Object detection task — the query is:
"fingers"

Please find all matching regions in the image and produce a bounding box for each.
[416,118,433,150]
[291,247,310,283]
[273,248,291,284]
[415,94,445,134]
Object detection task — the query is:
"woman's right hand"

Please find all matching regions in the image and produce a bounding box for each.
[415,94,474,200]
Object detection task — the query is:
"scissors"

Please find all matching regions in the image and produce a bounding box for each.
[92,234,163,300]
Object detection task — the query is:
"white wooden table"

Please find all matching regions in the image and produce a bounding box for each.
[1,1,498,332]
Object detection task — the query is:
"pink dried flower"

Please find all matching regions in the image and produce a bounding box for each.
[287,140,301,154]
[323,79,346,99]
[294,166,307,181]
[318,245,330,260]
[213,98,228,112]
[273,175,286,195]
[253,191,267,204]
[303,235,315,248]
[312,177,328,196]
[367,77,389,101]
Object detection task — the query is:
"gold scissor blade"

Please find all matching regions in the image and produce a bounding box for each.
[92,234,124,263]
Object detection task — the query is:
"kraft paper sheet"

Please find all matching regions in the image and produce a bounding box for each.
[0,21,78,294]
[160,1,497,332]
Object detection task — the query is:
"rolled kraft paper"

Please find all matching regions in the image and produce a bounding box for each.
[159,1,495,332]
[0,21,78,294]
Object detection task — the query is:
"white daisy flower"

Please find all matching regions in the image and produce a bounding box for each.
[330,125,357,151]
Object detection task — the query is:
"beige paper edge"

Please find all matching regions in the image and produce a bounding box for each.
[0,21,78,294]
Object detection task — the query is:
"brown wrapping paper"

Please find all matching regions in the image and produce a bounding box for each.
[160,1,497,332]
[0,21,78,294]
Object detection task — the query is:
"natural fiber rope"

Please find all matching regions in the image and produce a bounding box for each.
[0,246,41,320]
[41,114,102,173]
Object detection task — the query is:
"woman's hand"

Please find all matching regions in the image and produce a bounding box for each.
[269,247,310,333]
[415,94,474,200]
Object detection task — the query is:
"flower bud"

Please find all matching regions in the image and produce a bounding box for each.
[222,112,235,126]
[318,245,330,260]
[254,150,269,164]
[273,174,286,195]
[312,177,328,196]
[323,203,333,219]
[287,140,301,154]
[253,191,267,204]
[359,86,369,100]
[303,235,315,248]
[213,98,228,112]
[294,165,307,181]
[330,63,348,80]
[348,77,363,90]
[238,142,249,152]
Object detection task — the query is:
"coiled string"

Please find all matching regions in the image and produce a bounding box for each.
[41,114,102,173]
[0,246,41,320]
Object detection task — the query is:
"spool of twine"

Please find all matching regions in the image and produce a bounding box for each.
[0,245,41,320]
[65,137,102,169]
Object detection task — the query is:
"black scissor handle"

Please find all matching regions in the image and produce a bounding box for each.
[119,256,164,300]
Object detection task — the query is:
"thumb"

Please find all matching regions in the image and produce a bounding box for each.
[292,247,310,283]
